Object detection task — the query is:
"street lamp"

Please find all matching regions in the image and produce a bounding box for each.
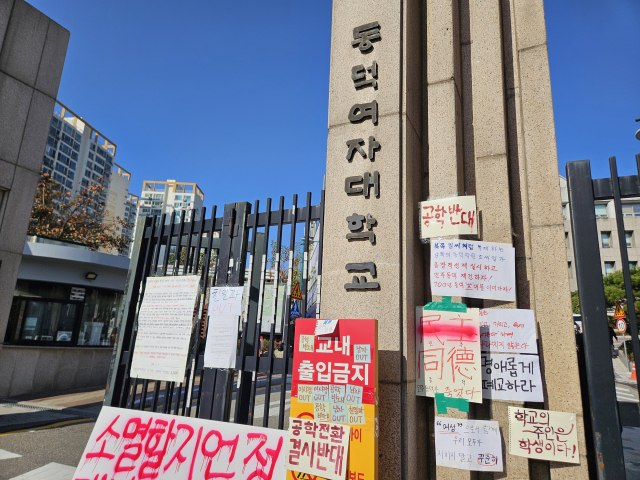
[636,118,640,141]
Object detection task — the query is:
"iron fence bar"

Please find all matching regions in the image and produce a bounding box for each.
[161,211,176,276]
[172,210,186,275]
[566,159,626,478]
[182,210,195,274]
[316,190,325,318]
[263,197,285,427]
[612,156,640,403]
[192,208,206,275]
[301,192,312,318]
[278,194,298,429]
[151,214,166,275]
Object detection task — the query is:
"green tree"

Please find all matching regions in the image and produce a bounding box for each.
[28,173,132,253]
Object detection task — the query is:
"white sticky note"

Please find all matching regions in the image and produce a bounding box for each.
[435,417,503,472]
[313,385,329,402]
[314,402,331,422]
[329,384,346,403]
[354,344,371,363]
[297,385,313,404]
[347,405,366,425]
[315,319,338,336]
[331,403,348,423]
[345,384,363,404]
[299,334,315,352]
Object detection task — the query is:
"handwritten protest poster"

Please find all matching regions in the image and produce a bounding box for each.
[482,354,544,402]
[509,406,579,464]
[415,307,482,403]
[420,195,477,238]
[290,318,378,480]
[131,276,199,382]
[208,286,244,316]
[431,240,516,302]
[480,308,537,354]
[435,417,503,472]
[203,315,239,369]
[73,406,286,480]
[285,419,350,480]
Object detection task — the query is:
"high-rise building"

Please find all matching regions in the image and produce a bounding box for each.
[42,101,136,254]
[138,180,204,223]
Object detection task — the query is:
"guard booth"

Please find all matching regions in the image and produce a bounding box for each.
[566,156,640,478]
[103,192,324,430]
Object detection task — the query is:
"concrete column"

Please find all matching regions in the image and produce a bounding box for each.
[321,0,424,478]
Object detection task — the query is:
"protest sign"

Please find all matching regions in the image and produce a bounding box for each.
[290,318,378,480]
[285,419,350,480]
[420,195,477,238]
[481,354,544,402]
[435,417,503,472]
[130,276,200,382]
[509,406,580,464]
[480,308,537,354]
[208,286,244,316]
[415,308,482,403]
[430,240,516,302]
[72,406,286,480]
[203,315,239,369]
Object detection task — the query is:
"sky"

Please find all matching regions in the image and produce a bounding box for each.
[26,0,640,209]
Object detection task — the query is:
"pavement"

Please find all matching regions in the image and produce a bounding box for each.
[613,347,640,479]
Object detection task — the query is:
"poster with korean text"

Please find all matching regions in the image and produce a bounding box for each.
[420,195,477,238]
[290,318,378,480]
[481,354,544,402]
[131,276,200,382]
[415,308,482,403]
[435,417,503,472]
[431,240,516,302]
[72,406,286,479]
[509,407,579,464]
[285,418,350,480]
[480,308,537,354]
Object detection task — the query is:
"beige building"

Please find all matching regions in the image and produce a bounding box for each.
[138,179,204,223]
[561,175,640,291]
[104,166,137,257]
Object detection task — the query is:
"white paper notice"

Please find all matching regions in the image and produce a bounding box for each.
[315,319,338,336]
[480,308,537,354]
[431,240,516,302]
[130,276,199,382]
[420,195,477,238]
[435,417,503,472]
[481,354,544,402]
[204,315,239,369]
[209,286,244,316]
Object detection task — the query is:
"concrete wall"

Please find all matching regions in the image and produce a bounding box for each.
[0,1,69,356]
[0,346,111,398]
[321,0,588,477]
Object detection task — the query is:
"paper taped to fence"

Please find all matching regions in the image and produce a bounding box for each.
[208,286,244,316]
[73,406,287,479]
[130,275,199,382]
[420,195,477,238]
[203,314,239,369]
[480,308,537,354]
[481,354,544,402]
[509,406,580,464]
[435,417,503,472]
[430,240,516,302]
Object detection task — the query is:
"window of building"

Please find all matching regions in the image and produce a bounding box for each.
[595,204,608,218]
[622,204,640,217]
[175,195,182,200]
[601,232,611,248]
[568,262,572,278]
[90,143,95,151]
[565,232,569,249]
[626,231,634,248]
[605,262,615,275]
[630,262,637,270]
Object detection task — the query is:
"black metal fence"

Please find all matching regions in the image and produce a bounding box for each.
[566,156,640,478]
[104,192,325,431]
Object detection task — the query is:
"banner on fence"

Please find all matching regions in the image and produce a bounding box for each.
[479,308,537,354]
[72,406,287,480]
[290,318,378,480]
[481,354,544,402]
[430,240,516,302]
[130,275,200,382]
[435,417,504,472]
[416,308,482,403]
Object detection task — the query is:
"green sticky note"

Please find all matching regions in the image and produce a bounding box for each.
[423,296,467,313]
[435,393,470,414]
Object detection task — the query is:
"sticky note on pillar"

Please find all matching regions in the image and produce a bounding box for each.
[331,403,348,423]
[347,404,366,425]
[299,334,315,352]
[298,385,313,403]
[314,402,331,422]
[354,344,371,363]
[435,393,470,414]
[329,384,346,403]
[313,385,329,402]
[345,384,363,404]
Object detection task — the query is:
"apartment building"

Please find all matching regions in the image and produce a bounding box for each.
[138,179,204,223]
[561,175,640,291]
[104,166,138,257]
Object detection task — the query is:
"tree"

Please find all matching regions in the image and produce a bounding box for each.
[269,240,305,285]
[28,173,133,253]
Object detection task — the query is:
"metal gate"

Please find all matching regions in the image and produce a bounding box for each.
[103,192,325,431]
[566,156,640,478]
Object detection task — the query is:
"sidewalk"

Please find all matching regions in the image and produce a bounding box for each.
[0,387,104,434]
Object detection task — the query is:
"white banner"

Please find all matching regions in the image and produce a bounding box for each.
[435,417,503,472]
[480,308,537,354]
[73,406,287,479]
[131,276,199,382]
[481,354,544,402]
[430,240,516,302]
